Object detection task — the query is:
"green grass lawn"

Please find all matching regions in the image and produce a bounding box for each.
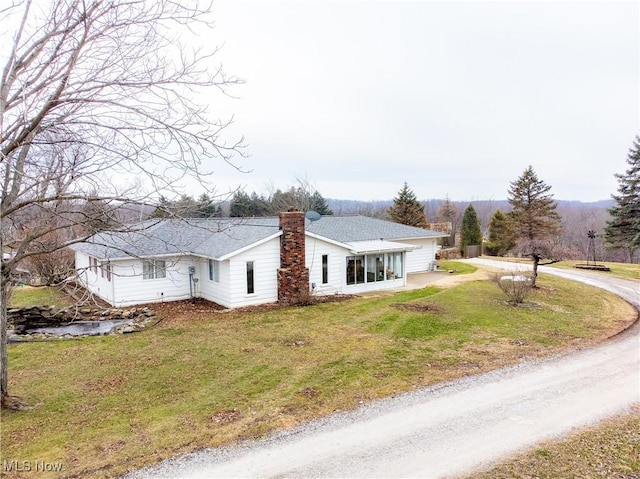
[480,256,639,281]
[437,259,478,275]
[7,285,74,308]
[2,273,637,478]
[550,260,639,280]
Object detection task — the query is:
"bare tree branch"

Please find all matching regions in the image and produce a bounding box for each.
[0,0,245,407]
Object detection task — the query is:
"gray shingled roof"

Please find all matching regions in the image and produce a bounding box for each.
[306,215,445,242]
[71,215,445,261]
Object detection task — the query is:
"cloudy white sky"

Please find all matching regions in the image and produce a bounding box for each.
[203,0,638,203]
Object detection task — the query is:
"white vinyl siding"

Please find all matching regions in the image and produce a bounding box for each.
[198,258,231,307]
[107,256,191,306]
[74,251,116,305]
[399,238,438,273]
[305,238,345,294]
[225,238,280,308]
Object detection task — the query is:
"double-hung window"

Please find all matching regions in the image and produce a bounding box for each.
[100,262,112,282]
[143,260,166,280]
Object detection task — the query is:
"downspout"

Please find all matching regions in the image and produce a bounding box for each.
[111,262,115,306]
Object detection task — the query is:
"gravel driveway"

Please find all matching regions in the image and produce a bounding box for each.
[123,260,639,478]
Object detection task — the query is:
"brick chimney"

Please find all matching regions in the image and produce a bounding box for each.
[277,209,309,305]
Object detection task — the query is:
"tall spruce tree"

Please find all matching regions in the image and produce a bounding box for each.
[460,204,483,255]
[604,135,640,262]
[309,191,333,215]
[387,182,428,227]
[507,166,562,286]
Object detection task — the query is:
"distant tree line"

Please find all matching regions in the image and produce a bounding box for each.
[152,193,221,218]
[375,147,640,265]
[151,183,334,219]
[229,186,333,217]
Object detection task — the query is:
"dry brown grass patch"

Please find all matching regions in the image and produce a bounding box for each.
[391,302,443,313]
[211,408,242,425]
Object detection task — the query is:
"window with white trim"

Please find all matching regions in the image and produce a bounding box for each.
[321,254,328,284]
[209,259,220,282]
[246,261,255,294]
[346,252,403,285]
[143,260,166,279]
[386,252,403,279]
[90,256,99,274]
[100,262,112,282]
[346,256,365,285]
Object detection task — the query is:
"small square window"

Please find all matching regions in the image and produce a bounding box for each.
[143,260,166,280]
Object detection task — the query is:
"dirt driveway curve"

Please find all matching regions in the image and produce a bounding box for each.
[124,259,639,479]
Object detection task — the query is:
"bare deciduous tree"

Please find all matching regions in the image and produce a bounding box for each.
[0,0,244,408]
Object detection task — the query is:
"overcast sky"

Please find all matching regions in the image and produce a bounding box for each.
[202,0,638,203]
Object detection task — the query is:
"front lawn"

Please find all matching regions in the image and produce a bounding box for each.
[550,260,639,280]
[480,256,639,281]
[2,273,637,478]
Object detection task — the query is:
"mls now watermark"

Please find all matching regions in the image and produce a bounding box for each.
[3,460,64,473]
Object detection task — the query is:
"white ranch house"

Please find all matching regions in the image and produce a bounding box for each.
[71,212,446,308]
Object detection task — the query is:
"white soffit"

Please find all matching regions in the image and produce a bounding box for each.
[345,240,421,255]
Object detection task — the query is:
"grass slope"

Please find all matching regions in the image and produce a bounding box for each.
[2,272,637,478]
[7,285,74,308]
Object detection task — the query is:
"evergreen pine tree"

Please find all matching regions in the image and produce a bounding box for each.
[230,190,253,217]
[249,192,269,216]
[604,135,640,262]
[507,166,562,286]
[195,193,219,218]
[387,182,428,227]
[309,191,333,215]
[484,210,515,256]
[460,204,483,254]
